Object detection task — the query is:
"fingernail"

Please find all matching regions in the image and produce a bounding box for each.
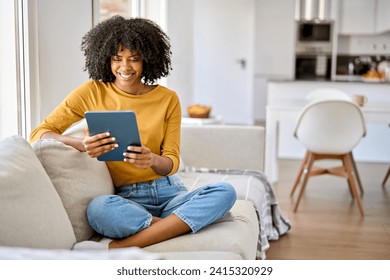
[111,137,116,141]
[114,144,118,148]
[106,132,110,136]
[123,152,126,156]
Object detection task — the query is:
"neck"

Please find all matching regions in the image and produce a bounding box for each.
[114,81,148,95]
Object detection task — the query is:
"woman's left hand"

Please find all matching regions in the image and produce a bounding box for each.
[123,145,154,169]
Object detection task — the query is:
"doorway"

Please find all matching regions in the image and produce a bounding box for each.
[192,0,255,125]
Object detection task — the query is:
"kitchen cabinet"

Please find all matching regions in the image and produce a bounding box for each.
[338,0,376,35]
[376,0,390,34]
[339,0,390,35]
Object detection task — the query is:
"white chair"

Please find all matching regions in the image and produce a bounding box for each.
[290,99,366,216]
[306,87,351,102]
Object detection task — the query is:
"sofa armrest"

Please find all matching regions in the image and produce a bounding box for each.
[180,125,265,172]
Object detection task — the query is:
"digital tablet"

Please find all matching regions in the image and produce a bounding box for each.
[85,111,141,161]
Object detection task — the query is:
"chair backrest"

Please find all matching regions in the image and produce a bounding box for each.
[306,88,350,102]
[294,99,366,154]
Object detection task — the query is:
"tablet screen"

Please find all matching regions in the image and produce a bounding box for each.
[85,111,141,161]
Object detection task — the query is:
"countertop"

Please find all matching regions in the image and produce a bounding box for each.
[268,76,390,84]
[335,75,390,83]
[267,80,390,104]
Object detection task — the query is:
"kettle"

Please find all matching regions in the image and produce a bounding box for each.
[378,58,390,81]
[354,56,372,75]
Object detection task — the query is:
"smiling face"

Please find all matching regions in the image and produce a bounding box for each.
[111,46,143,93]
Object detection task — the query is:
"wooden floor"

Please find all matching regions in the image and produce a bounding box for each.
[266,159,390,260]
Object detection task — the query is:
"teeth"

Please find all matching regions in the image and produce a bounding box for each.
[119,73,132,79]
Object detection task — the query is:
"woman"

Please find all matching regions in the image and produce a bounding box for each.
[29,16,236,249]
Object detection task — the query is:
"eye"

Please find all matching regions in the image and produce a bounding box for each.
[130,56,140,62]
[112,56,121,62]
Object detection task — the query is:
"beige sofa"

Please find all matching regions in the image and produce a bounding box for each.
[0,124,289,260]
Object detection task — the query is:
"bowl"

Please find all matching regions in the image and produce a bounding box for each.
[187,104,212,118]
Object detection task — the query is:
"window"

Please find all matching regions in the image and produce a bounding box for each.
[98,0,133,22]
[95,0,167,29]
[0,0,32,140]
[0,1,19,139]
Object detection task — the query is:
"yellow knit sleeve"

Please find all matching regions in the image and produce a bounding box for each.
[29,82,93,142]
[161,94,182,175]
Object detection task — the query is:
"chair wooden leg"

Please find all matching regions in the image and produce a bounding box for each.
[291,151,310,197]
[382,166,390,187]
[293,152,315,212]
[344,154,356,198]
[349,152,364,194]
[343,154,364,216]
[346,170,355,199]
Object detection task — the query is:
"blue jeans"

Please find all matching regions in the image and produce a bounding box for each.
[87,174,237,239]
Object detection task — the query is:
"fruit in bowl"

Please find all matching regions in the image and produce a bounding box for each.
[361,70,385,81]
[187,104,212,118]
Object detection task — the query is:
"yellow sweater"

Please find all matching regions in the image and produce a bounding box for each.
[30,81,182,187]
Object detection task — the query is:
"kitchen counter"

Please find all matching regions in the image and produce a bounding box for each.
[265,80,390,183]
[335,75,390,83]
[267,80,390,102]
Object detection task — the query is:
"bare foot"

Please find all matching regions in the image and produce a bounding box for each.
[109,214,190,249]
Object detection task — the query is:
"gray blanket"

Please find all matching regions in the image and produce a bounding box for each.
[179,167,291,259]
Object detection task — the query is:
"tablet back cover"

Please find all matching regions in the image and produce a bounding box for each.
[85,111,141,161]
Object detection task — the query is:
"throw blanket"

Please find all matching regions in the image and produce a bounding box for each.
[179,167,291,259]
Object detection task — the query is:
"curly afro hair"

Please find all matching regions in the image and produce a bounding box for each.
[81,16,172,84]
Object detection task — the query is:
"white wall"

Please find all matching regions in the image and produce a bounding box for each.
[29,0,92,130]
[253,0,296,121]
[166,0,194,112]
[144,0,167,30]
[255,0,296,77]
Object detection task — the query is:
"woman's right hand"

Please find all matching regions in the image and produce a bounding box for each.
[83,130,118,158]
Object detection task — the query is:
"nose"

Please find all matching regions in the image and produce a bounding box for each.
[121,59,131,69]
[120,59,132,69]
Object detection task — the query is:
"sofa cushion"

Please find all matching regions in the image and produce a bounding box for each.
[0,246,161,260]
[32,139,114,242]
[160,251,243,260]
[0,135,76,249]
[144,200,259,259]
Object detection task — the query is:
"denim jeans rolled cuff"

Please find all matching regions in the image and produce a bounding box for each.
[87,194,153,239]
[173,211,197,232]
[172,182,237,233]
